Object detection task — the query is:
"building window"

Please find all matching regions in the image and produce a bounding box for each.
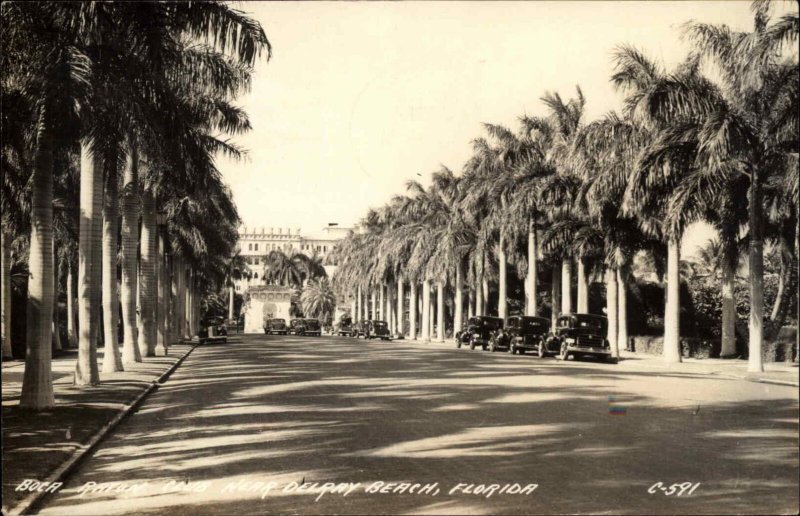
[248,243,252,251]
[254,273,258,279]
[255,243,259,251]
[255,258,259,265]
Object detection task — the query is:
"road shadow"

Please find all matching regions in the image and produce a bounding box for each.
[35,335,799,515]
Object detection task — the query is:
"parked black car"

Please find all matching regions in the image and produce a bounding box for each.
[337,316,353,336]
[455,316,504,350]
[288,318,307,336]
[364,320,391,340]
[543,313,615,362]
[303,319,322,336]
[489,315,550,355]
[199,316,227,344]
[263,318,288,335]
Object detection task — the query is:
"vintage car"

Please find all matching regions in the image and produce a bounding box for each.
[336,316,353,336]
[303,318,322,336]
[489,315,550,355]
[263,318,288,335]
[351,320,367,338]
[364,320,391,340]
[287,318,308,336]
[198,316,228,344]
[543,313,615,362]
[455,316,504,350]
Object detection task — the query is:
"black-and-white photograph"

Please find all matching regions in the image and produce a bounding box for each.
[2,1,798,515]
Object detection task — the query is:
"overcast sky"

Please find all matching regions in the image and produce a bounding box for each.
[218,0,779,254]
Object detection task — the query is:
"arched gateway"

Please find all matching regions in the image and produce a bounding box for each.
[243,285,293,333]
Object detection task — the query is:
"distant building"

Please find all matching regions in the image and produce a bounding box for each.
[234,224,351,292]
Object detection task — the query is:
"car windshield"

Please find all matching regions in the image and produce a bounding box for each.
[521,317,547,331]
[481,318,503,329]
[272,319,285,323]
[305,320,320,328]
[373,321,387,328]
[574,315,606,330]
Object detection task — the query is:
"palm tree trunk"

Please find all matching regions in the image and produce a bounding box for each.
[436,281,445,342]
[371,289,377,321]
[75,142,102,386]
[720,259,737,357]
[467,288,474,320]
[182,262,189,340]
[454,261,463,335]
[617,267,628,355]
[526,225,538,316]
[379,284,385,320]
[120,143,141,364]
[20,120,55,409]
[769,252,786,321]
[551,264,561,332]
[170,256,179,344]
[1,230,11,358]
[354,286,360,323]
[409,282,417,340]
[481,278,489,315]
[228,284,234,322]
[187,273,193,337]
[561,258,572,314]
[498,234,507,319]
[138,188,157,356]
[475,276,484,317]
[101,148,123,372]
[577,256,589,313]
[663,238,682,364]
[361,286,367,322]
[422,279,431,341]
[606,267,619,359]
[155,229,167,356]
[66,261,77,348]
[51,246,62,352]
[747,168,764,373]
[397,278,404,337]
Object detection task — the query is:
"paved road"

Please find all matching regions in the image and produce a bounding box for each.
[38,334,799,515]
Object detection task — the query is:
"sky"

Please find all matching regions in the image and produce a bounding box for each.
[217,0,779,255]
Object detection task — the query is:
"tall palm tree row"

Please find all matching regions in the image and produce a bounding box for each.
[2,2,270,408]
[332,0,798,370]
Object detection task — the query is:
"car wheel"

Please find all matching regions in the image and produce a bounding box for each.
[508,342,515,354]
[559,342,569,361]
[489,338,497,352]
[456,338,462,349]
[469,336,476,350]
[537,343,546,358]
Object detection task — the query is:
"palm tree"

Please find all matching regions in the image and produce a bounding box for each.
[301,277,336,323]
[3,2,91,407]
[679,1,798,370]
[612,46,717,364]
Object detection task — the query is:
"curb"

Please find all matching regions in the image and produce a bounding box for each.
[8,343,198,516]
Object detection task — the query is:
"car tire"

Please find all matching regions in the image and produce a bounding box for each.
[489,338,497,352]
[537,343,546,358]
[469,336,476,350]
[456,338,462,349]
[508,343,515,354]
[559,342,570,361]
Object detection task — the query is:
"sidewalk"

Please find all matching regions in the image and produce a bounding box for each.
[407,336,800,387]
[616,349,800,386]
[1,343,196,514]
